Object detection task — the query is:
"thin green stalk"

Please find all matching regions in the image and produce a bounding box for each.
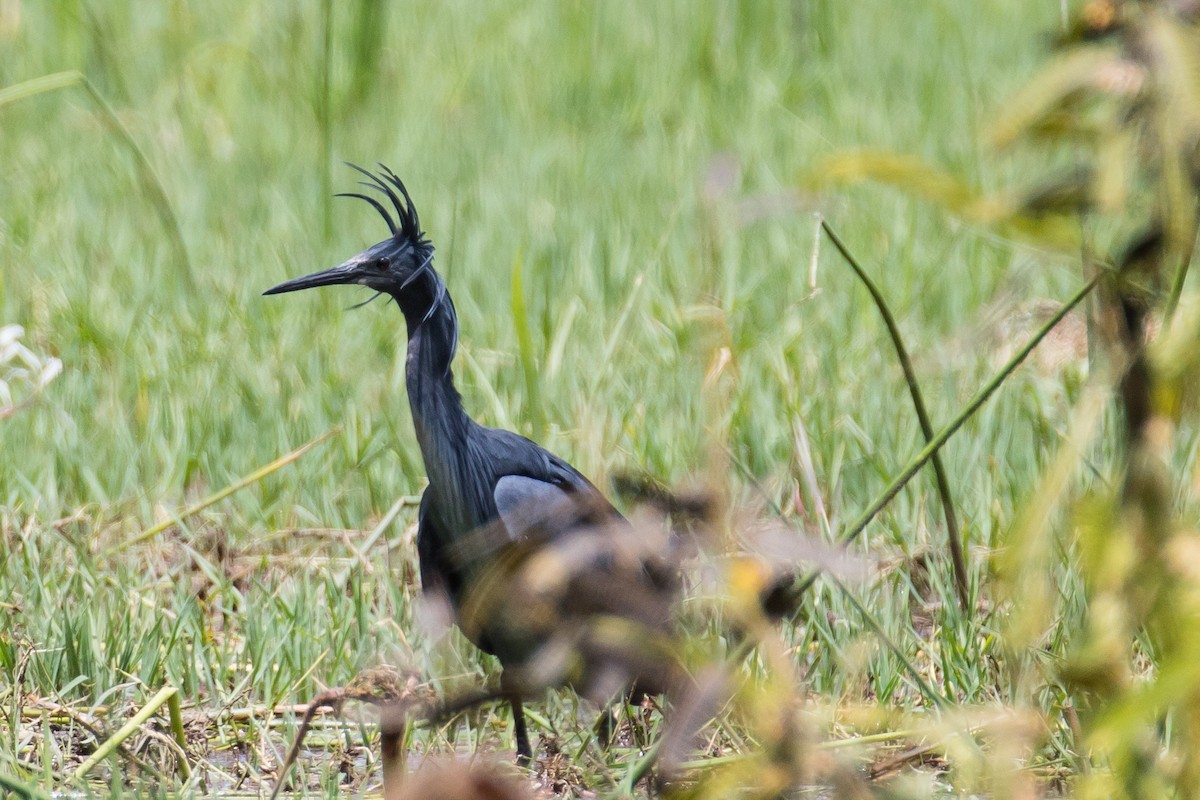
[821,218,970,612]
[0,71,81,107]
[588,274,645,398]
[166,690,191,782]
[72,685,178,782]
[355,494,423,559]
[829,573,949,708]
[784,275,1099,606]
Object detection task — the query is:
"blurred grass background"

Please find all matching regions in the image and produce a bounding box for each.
[0,0,1138,794]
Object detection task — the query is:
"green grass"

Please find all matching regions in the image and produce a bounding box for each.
[2,1,1187,796]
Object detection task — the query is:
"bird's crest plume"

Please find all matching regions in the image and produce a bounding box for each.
[337,162,427,247]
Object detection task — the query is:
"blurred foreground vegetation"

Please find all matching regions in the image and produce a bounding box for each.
[3,1,1200,797]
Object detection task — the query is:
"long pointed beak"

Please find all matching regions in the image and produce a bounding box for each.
[263,260,363,296]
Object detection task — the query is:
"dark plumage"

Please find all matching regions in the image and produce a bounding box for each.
[265,165,675,763]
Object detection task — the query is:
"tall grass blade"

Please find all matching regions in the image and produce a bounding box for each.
[0,71,193,285]
[784,275,1099,606]
[510,250,545,438]
[112,427,339,553]
[72,685,178,782]
[349,3,388,105]
[0,71,82,107]
[821,219,969,611]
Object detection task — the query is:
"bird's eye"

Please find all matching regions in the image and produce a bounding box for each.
[374,257,391,271]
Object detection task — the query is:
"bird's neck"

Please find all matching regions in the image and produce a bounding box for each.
[397,276,473,492]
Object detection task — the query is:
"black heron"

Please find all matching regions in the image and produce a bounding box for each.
[265,165,674,764]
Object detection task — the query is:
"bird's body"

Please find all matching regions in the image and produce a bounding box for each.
[266,165,673,763]
[408,341,620,660]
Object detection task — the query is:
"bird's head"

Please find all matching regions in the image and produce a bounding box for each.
[264,164,438,312]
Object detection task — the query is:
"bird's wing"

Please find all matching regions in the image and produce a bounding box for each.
[481,427,625,540]
[493,474,577,541]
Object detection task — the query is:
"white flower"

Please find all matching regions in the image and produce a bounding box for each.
[0,324,62,413]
